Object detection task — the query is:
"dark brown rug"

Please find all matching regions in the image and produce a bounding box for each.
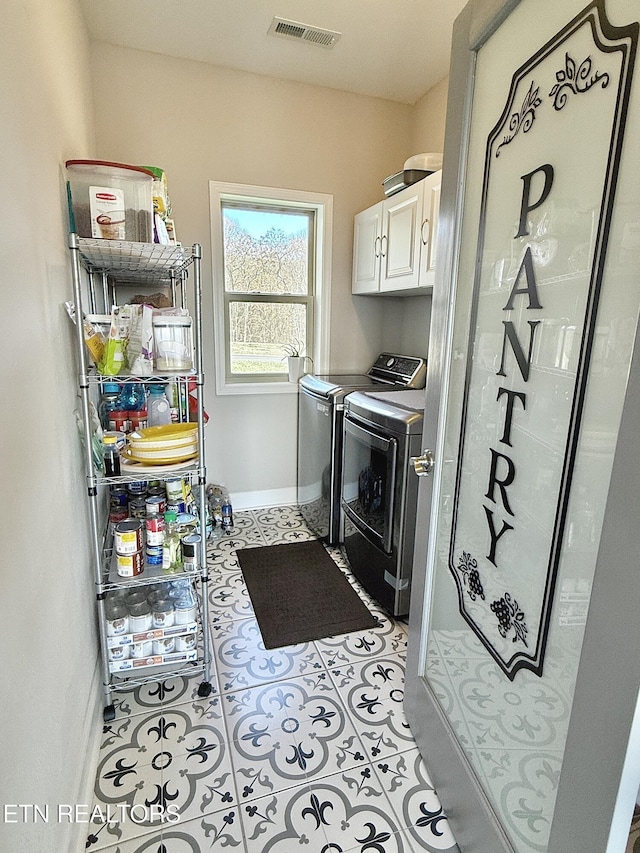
[236,539,378,649]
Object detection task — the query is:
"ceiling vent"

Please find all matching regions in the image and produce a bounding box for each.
[268,17,341,49]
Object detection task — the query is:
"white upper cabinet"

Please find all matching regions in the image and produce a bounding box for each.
[352,170,441,296]
[380,185,422,292]
[352,203,382,294]
[417,171,441,290]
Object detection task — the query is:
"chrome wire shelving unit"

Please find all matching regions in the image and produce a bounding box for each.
[68,234,212,722]
[76,237,196,313]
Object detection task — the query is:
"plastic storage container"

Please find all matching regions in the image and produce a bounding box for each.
[153,314,193,371]
[65,160,154,242]
[98,382,122,430]
[147,384,172,427]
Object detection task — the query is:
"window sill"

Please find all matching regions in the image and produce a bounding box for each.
[215,379,303,396]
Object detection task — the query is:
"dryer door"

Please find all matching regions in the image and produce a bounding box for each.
[341,415,397,554]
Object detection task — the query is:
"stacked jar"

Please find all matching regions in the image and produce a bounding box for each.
[105,581,198,664]
[109,485,129,525]
[114,519,145,578]
[105,592,129,637]
[165,478,186,514]
[126,590,154,659]
[145,493,166,566]
[125,480,146,521]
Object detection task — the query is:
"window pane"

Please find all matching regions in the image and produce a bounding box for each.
[222,206,310,295]
[229,301,307,375]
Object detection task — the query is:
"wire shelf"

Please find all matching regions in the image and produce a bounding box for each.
[77,238,193,282]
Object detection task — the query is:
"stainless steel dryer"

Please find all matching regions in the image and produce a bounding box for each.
[297,354,425,544]
[340,388,426,616]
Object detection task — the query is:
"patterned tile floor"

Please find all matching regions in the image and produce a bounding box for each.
[86,506,459,853]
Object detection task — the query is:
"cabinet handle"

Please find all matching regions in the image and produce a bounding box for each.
[380,235,388,257]
[375,236,381,258]
[421,218,430,245]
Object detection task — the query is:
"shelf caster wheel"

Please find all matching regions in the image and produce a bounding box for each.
[197,681,212,698]
[103,704,116,723]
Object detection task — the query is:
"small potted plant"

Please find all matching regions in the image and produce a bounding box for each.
[283,343,312,382]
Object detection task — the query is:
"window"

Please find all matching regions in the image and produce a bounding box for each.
[210,183,332,395]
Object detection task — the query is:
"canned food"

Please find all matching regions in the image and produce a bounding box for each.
[128,600,152,632]
[176,513,198,535]
[174,593,197,624]
[165,478,184,502]
[166,500,186,515]
[153,636,175,656]
[146,513,165,544]
[152,599,175,628]
[168,582,190,600]
[108,645,130,661]
[127,480,148,495]
[109,486,129,523]
[145,584,164,601]
[114,519,144,555]
[109,508,129,525]
[175,632,196,652]
[104,598,129,636]
[116,550,144,578]
[110,486,128,507]
[146,495,166,517]
[146,544,163,565]
[182,534,201,572]
[130,639,154,658]
[128,496,147,520]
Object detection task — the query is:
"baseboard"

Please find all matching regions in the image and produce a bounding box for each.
[232,487,298,511]
[65,657,103,853]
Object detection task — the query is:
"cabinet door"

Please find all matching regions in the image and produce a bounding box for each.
[418,171,441,290]
[379,185,422,292]
[352,202,382,294]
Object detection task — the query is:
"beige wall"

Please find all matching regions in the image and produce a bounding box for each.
[89,43,426,503]
[411,76,450,156]
[0,1,100,850]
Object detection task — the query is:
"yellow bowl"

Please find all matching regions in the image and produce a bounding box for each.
[129,434,197,451]
[122,445,198,465]
[129,422,198,450]
[132,423,197,441]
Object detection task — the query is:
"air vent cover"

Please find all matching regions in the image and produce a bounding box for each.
[268,17,341,49]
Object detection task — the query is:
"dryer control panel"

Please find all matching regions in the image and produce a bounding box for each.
[368,353,426,388]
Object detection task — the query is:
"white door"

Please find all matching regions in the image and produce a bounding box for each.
[405,1,640,851]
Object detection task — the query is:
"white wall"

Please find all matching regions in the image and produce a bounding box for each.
[88,43,445,503]
[0,1,100,851]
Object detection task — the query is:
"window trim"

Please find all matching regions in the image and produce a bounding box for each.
[210,181,332,396]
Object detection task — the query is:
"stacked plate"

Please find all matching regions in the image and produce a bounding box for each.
[123,423,198,465]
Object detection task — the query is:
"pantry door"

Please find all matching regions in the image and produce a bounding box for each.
[405,0,640,852]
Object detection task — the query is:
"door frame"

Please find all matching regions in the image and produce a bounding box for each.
[404,0,640,851]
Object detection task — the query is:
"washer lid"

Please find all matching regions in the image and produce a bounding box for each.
[300,373,389,400]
